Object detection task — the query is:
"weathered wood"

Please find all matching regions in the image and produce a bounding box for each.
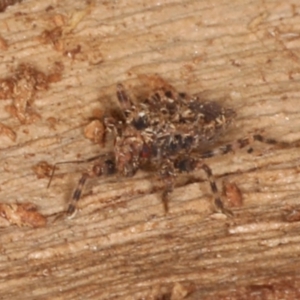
[0,0,300,299]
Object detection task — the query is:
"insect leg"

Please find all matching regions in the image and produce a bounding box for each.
[67,158,116,217]
[200,163,233,217]
[116,83,135,112]
[159,160,176,213]
[199,134,292,159]
[174,157,233,216]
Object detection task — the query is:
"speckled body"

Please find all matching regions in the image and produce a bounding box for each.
[114,84,235,176]
[66,79,237,216]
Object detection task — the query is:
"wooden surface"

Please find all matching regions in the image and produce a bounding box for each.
[1,0,300,299]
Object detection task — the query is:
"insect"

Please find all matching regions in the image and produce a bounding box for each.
[49,77,290,217]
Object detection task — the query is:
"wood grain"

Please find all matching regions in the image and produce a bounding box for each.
[0,0,300,299]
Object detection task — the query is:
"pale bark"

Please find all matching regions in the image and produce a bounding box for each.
[0,0,300,299]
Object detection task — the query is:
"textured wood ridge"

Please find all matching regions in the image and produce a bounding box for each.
[0,0,300,299]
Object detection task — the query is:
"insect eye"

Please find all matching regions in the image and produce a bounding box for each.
[104,159,116,174]
[166,102,177,114]
[132,116,148,130]
[165,91,173,98]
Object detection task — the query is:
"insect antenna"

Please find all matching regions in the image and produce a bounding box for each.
[47,154,108,188]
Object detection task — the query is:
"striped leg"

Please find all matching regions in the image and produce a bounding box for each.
[159,160,176,213]
[67,158,116,217]
[67,173,89,217]
[174,157,233,216]
[201,163,233,216]
[200,134,291,159]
